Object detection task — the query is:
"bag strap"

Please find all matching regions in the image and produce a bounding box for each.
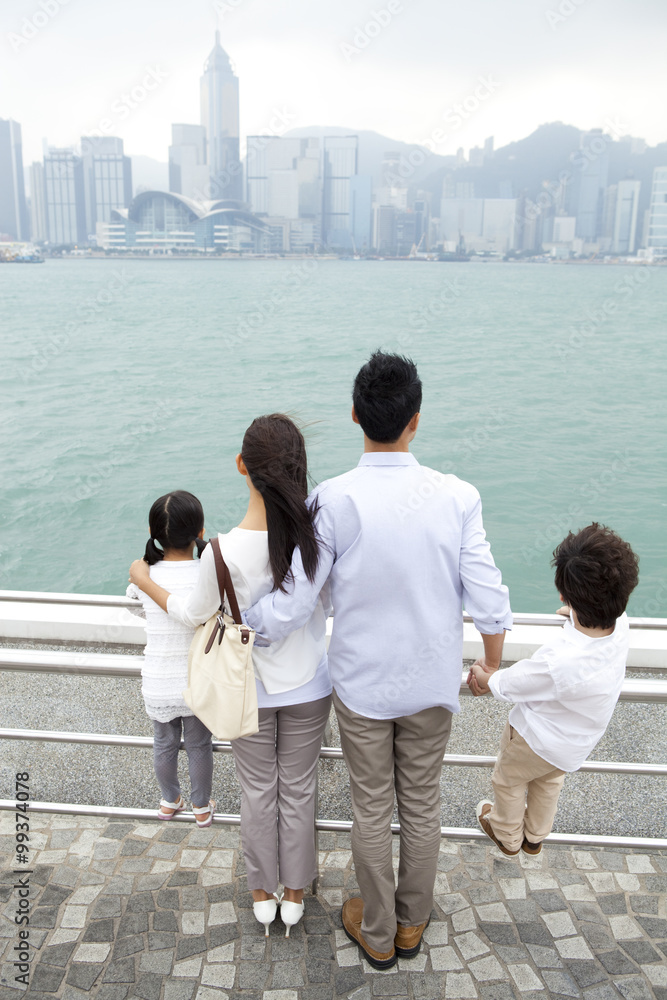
[210,537,244,625]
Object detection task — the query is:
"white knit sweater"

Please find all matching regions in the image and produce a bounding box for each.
[127,559,201,723]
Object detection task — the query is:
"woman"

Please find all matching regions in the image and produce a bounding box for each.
[129,414,331,937]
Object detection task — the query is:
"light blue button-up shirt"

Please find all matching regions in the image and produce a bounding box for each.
[244,452,512,719]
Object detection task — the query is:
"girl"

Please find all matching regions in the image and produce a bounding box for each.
[127,490,215,828]
[129,415,331,937]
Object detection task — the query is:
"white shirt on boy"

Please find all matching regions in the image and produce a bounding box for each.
[488,612,630,772]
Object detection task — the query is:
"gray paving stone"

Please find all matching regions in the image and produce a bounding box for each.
[91,897,122,918]
[30,906,59,928]
[147,932,175,951]
[598,894,627,915]
[238,961,270,989]
[208,924,239,948]
[117,914,149,937]
[91,986,130,1000]
[597,949,638,975]
[131,972,163,1000]
[543,969,581,997]
[147,843,179,860]
[181,887,206,910]
[615,979,655,1000]
[494,860,523,879]
[112,937,145,960]
[175,936,207,960]
[495,945,530,963]
[570,902,608,925]
[82,919,115,942]
[120,839,147,857]
[306,936,333,960]
[126,893,155,914]
[103,958,137,983]
[525,944,563,968]
[138,948,173,974]
[581,986,622,1000]
[240,939,267,961]
[101,876,134,896]
[620,939,664,964]
[158,827,190,844]
[644,875,667,891]
[478,986,517,1000]
[163,981,196,1000]
[304,916,331,935]
[370,972,409,995]
[30,963,66,992]
[478,922,518,945]
[506,900,540,922]
[52,866,80,888]
[152,911,178,932]
[136,874,168,891]
[102,824,136,841]
[42,943,76,967]
[532,891,568,913]
[306,957,333,983]
[580,922,615,949]
[156,888,179,910]
[629,894,659,914]
[516,922,553,946]
[39,885,72,907]
[270,961,305,988]
[563,960,607,988]
[335,967,365,995]
[205,883,235,903]
[410,973,447,999]
[168,871,198,886]
[469,885,500,904]
[66,962,104,990]
[636,915,667,937]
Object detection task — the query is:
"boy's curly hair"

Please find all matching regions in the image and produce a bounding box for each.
[552,523,639,629]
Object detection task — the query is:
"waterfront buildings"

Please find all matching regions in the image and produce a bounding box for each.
[96,190,270,252]
[200,31,241,202]
[29,161,47,242]
[81,136,132,239]
[572,129,610,241]
[0,118,29,241]
[647,166,667,255]
[43,147,86,245]
[322,135,359,249]
[440,195,518,253]
[169,125,209,200]
[612,179,641,254]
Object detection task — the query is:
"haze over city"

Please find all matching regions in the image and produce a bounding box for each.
[2,0,667,166]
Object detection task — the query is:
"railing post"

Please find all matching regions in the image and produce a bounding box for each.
[311,770,319,897]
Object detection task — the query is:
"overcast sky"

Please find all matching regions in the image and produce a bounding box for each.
[2,0,666,166]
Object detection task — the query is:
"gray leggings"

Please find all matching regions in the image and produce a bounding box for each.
[152,716,213,808]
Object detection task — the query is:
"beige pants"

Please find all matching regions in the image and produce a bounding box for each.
[488,722,566,853]
[334,690,453,953]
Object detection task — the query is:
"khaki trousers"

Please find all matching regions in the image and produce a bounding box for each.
[488,722,566,853]
[231,695,332,892]
[333,690,453,953]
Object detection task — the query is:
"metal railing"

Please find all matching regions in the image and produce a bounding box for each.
[2,655,666,852]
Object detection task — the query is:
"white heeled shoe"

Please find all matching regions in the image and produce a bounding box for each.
[279,898,304,938]
[252,893,280,937]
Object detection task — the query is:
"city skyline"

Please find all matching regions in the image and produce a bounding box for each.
[2,0,666,168]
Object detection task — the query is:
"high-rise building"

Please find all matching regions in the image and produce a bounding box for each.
[0,118,29,240]
[246,136,320,220]
[349,175,372,251]
[80,136,132,239]
[43,147,86,245]
[29,162,47,242]
[169,124,208,200]
[612,179,641,254]
[440,196,517,253]
[572,129,610,241]
[200,31,241,202]
[322,135,358,249]
[413,197,431,250]
[647,166,667,255]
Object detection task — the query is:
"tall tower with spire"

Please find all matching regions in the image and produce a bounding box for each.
[200,31,241,202]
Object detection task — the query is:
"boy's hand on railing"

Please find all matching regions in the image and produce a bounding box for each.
[556,605,570,617]
[129,559,150,588]
[466,658,495,697]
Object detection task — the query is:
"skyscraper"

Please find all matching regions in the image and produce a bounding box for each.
[200,31,241,202]
[80,136,132,238]
[29,162,47,242]
[572,129,610,241]
[0,118,29,240]
[612,179,641,254]
[43,147,86,245]
[169,125,208,200]
[322,135,358,249]
[647,166,667,254]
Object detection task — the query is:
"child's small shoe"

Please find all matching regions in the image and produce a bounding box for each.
[192,799,216,828]
[157,795,185,821]
[476,800,520,856]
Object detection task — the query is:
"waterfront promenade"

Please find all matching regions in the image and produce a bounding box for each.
[1,809,667,1000]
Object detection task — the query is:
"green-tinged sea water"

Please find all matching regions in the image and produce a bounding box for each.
[1,258,666,616]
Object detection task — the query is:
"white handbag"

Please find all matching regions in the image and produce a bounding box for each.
[183,537,259,740]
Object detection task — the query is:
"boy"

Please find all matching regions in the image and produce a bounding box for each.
[468,522,639,856]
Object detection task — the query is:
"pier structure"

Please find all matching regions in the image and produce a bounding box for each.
[1,591,666,999]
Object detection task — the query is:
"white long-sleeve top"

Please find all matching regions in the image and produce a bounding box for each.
[488,613,630,772]
[127,559,201,723]
[167,528,331,709]
[244,453,512,719]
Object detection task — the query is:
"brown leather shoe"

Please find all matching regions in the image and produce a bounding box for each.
[341,898,397,970]
[521,837,543,855]
[476,800,520,857]
[395,916,430,958]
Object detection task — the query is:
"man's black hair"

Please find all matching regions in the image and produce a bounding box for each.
[352,351,422,444]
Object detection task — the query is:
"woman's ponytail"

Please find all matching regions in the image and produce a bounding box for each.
[195,537,208,559]
[144,537,164,566]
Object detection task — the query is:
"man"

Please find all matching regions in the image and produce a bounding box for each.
[244,351,512,969]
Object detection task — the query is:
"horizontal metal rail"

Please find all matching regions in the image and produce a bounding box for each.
[2,727,666,775]
[1,590,666,629]
[1,799,665,851]
[1,651,665,698]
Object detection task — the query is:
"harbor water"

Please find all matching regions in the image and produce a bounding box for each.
[1,258,666,615]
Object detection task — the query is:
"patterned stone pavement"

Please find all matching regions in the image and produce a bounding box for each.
[0,812,666,1000]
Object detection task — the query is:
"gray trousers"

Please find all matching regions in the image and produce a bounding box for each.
[152,716,213,809]
[334,690,453,953]
[231,695,332,892]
